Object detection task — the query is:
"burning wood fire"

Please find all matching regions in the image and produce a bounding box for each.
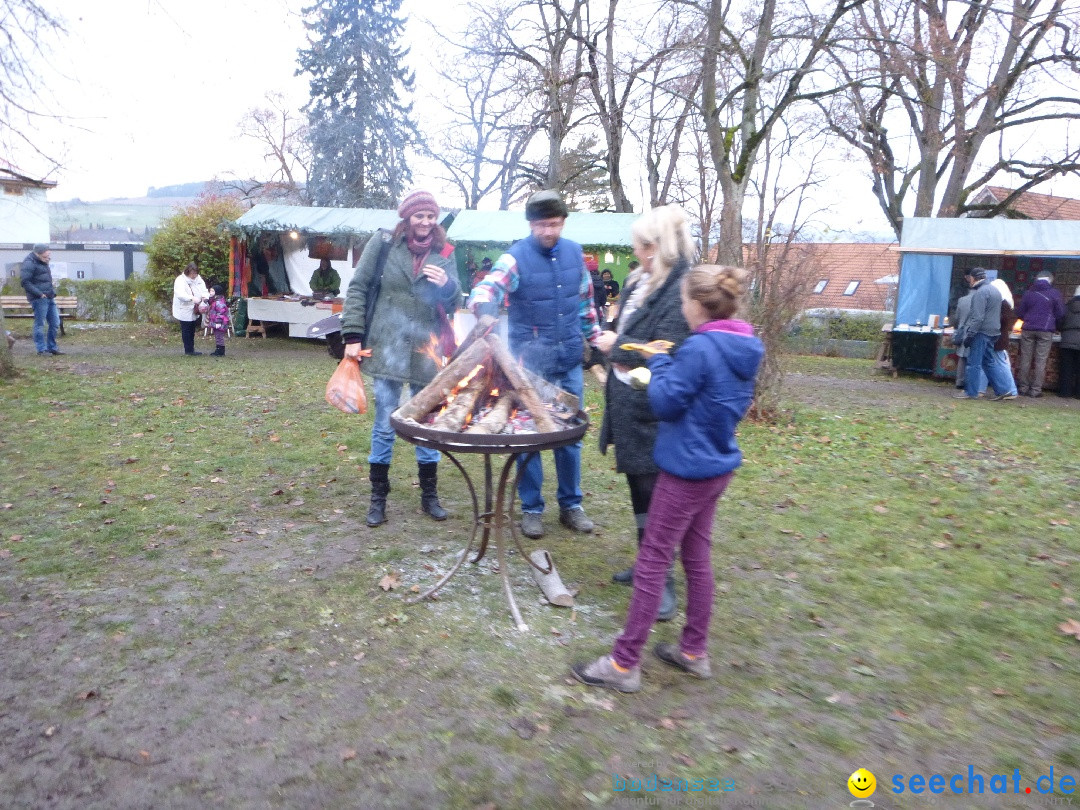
[394,333,580,436]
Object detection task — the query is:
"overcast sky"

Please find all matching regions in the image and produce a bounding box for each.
[18,0,1077,238]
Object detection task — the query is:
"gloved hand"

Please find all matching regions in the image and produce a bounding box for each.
[962,333,975,348]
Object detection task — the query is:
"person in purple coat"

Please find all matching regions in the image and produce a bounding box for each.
[572,264,764,693]
[1015,271,1065,397]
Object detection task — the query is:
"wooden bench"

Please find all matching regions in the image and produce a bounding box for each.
[1,295,80,336]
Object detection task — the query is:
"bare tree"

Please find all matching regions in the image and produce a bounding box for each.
[479,0,592,193]
[822,0,1080,236]
[743,131,833,418]
[697,0,868,265]
[0,0,65,168]
[424,6,543,209]
[225,92,311,206]
[1,0,66,378]
[577,0,689,211]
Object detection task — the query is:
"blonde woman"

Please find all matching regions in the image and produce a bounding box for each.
[595,205,696,621]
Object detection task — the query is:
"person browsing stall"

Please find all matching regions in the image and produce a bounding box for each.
[467,190,602,540]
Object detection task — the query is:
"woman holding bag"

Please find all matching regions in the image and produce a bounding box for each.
[340,189,460,528]
[172,261,209,356]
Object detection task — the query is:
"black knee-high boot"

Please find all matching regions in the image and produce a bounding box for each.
[418,462,447,520]
[367,463,390,527]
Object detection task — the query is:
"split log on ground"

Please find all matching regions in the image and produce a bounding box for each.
[431,365,491,431]
[394,338,493,421]
[465,393,516,434]
[485,334,558,433]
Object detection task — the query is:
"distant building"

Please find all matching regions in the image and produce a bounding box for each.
[0,163,55,243]
[799,242,899,313]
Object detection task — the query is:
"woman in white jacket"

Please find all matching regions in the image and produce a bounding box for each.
[172,262,209,356]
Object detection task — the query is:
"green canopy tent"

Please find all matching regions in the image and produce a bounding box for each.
[445,210,639,289]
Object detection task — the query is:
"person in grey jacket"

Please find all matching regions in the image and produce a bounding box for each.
[595,205,695,621]
[956,268,1014,400]
[1058,286,1080,398]
[20,244,63,356]
[341,189,460,527]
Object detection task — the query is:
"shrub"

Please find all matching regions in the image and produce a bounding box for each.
[144,195,244,309]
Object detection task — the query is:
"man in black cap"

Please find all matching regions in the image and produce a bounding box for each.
[20,243,63,356]
[955,267,1014,400]
[468,190,603,539]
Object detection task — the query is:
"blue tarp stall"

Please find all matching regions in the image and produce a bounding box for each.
[896,217,1080,325]
[445,210,639,287]
[890,217,1080,377]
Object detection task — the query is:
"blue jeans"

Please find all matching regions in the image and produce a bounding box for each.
[368,377,440,465]
[517,365,583,514]
[965,349,1017,396]
[965,334,1013,398]
[31,297,60,353]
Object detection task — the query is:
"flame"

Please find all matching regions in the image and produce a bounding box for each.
[417,335,446,367]
[456,363,484,390]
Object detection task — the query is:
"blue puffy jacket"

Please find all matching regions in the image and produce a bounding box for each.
[647,320,764,480]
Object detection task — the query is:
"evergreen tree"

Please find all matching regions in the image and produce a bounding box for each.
[297,0,418,208]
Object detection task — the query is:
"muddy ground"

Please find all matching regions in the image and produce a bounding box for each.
[2,333,1077,810]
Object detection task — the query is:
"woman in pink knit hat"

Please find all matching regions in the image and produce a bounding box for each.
[340,190,461,527]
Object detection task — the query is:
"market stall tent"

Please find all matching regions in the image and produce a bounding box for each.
[895,217,1080,326]
[229,204,406,297]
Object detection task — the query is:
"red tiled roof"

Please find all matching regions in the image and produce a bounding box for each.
[974,186,1080,221]
[795,242,900,312]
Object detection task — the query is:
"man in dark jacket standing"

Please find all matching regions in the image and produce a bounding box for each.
[20,244,63,356]
[1015,271,1065,397]
[468,190,602,539]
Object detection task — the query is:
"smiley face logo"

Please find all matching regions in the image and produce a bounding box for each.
[848,768,876,798]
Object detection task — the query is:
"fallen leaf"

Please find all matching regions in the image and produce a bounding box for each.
[991,688,1010,697]
[210,477,225,483]
[77,690,97,700]
[142,494,156,501]
[8,535,22,542]
[379,571,401,591]
[658,717,677,730]
[852,664,877,677]
[933,541,951,549]
[1058,619,1080,639]
[270,489,284,496]
[139,750,150,761]
[873,504,889,513]
[2,503,13,509]
[341,749,357,761]
[673,752,696,768]
[1062,597,1077,607]
[0,549,11,559]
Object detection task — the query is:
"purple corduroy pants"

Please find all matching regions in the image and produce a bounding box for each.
[612,470,733,669]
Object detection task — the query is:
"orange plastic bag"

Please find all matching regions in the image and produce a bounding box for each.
[325,355,368,414]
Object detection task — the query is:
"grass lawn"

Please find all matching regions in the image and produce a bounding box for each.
[2,324,1079,809]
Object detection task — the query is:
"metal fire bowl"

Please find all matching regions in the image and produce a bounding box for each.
[390,410,589,453]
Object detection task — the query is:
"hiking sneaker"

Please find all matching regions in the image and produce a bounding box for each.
[520,512,545,539]
[653,643,712,679]
[559,506,594,533]
[993,392,1018,401]
[571,655,641,693]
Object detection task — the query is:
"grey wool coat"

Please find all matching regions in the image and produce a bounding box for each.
[598,259,692,475]
[340,231,460,386]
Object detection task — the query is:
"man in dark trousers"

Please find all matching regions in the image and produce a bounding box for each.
[20,244,63,356]
[468,190,602,539]
[1015,271,1065,397]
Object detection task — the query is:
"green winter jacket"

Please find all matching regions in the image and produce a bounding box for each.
[340,231,460,385]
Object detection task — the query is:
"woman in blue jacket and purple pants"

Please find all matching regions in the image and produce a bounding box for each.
[572,264,764,693]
